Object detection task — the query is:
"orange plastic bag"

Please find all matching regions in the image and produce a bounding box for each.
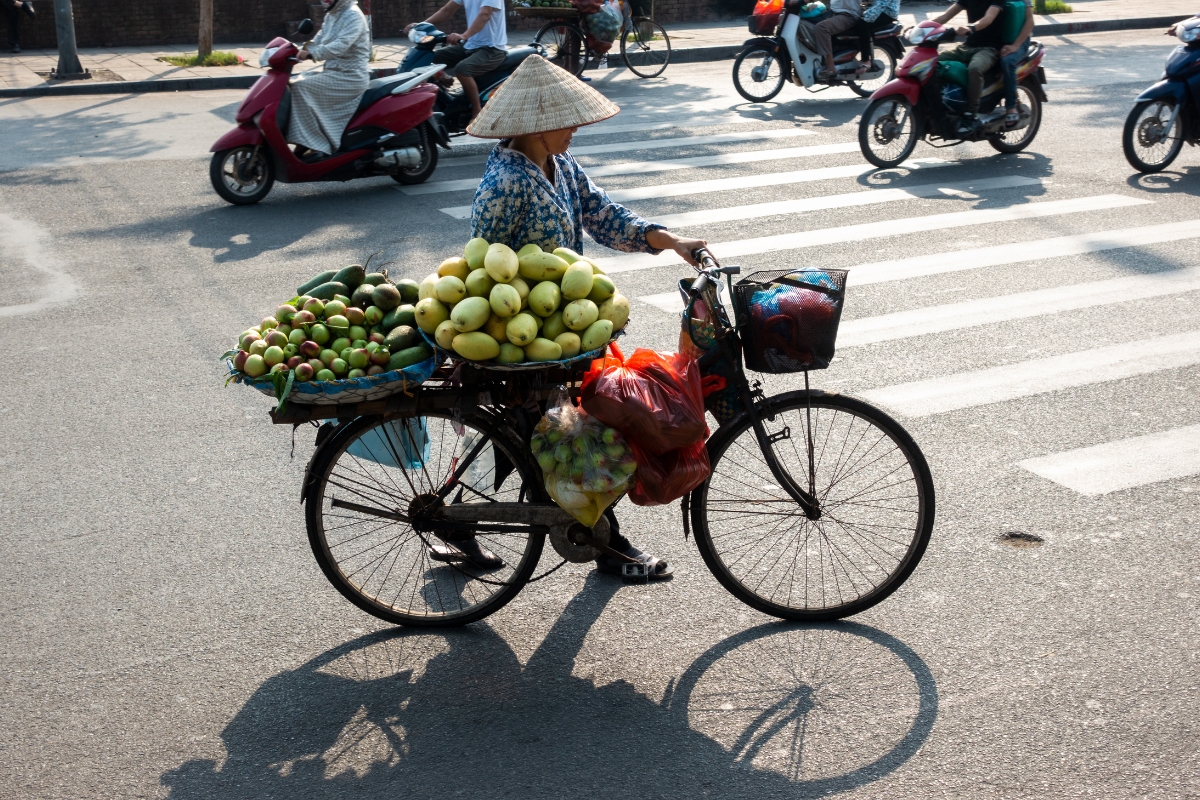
[581,347,708,456]
[627,440,711,507]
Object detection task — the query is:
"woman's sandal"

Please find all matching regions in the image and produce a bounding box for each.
[596,543,673,581]
[429,538,505,570]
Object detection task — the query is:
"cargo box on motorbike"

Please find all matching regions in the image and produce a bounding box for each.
[748,0,782,34]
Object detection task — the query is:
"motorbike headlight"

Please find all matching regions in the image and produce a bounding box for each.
[1179,22,1199,44]
[908,26,927,45]
[259,47,278,67]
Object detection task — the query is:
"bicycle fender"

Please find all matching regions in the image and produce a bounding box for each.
[742,36,782,50]
[300,420,349,504]
[1135,79,1187,104]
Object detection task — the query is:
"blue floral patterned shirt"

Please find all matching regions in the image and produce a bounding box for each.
[863,0,900,23]
[470,143,663,256]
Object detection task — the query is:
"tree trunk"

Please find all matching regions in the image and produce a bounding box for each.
[199,0,213,58]
[52,0,84,76]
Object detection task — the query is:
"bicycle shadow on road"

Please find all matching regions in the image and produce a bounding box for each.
[161,575,937,799]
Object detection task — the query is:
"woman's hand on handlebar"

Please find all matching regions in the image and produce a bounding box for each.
[297,48,312,61]
[647,228,708,267]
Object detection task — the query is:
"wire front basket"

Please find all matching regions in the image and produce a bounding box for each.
[733,268,847,373]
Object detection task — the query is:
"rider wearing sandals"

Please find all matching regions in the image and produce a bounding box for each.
[448,55,709,580]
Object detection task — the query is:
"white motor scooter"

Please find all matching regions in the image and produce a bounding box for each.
[733,0,906,102]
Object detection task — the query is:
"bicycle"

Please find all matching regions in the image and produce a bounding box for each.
[618,0,671,79]
[284,250,934,627]
[523,6,591,77]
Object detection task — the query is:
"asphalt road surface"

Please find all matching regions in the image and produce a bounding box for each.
[2,28,1199,799]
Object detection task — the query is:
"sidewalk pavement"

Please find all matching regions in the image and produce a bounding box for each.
[1,0,1193,98]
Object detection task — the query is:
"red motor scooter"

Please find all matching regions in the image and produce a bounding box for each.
[210,19,451,205]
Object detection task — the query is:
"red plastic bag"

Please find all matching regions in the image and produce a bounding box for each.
[581,348,708,456]
[627,440,710,506]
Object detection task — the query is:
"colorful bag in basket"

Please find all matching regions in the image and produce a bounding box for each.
[733,269,847,373]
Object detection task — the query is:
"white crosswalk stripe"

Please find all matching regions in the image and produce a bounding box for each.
[447,115,758,148]
[848,220,1200,287]
[596,195,1152,273]
[859,331,1200,418]
[404,142,862,195]
[640,176,1045,230]
[838,265,1200,347]
[438,159,951,218]
[439,127,816,168]
[1018,425,1200,495]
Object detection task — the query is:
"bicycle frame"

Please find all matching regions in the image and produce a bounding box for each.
[687,250,823,520]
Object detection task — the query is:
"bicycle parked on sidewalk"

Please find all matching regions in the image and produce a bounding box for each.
[277,250,935,627]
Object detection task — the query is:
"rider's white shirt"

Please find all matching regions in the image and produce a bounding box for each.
[455,0,507,49]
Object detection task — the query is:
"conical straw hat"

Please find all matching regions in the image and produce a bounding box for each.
[466,55,619,138]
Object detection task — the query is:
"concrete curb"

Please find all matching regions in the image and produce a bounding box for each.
[1,13,1192,98]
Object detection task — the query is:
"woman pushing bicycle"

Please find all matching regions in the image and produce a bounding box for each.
[458,55,709,580]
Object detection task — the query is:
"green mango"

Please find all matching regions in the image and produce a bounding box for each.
[361,272,390,286]
[297,270,336,296]
[332,264,366,288]
[387,344,433,371]
[384,325,419,352]
[396,279,421,305]
[381,304,416,330]
[308,281,351,301]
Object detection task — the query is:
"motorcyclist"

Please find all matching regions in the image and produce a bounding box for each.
[999,0,1034,128]
[933,0,1005,136]
[1167,14,1200,36]
[291,0,371,158]
[815,0,864,81]
[854,0,901,70]
[405,0,507,121]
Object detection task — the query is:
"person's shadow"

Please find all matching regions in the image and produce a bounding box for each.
[162,574,937,798]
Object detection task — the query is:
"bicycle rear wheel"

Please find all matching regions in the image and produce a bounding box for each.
[305,412,545,627]
[691,390,934,621]
[620,18,670,78]
[534,21,590,77]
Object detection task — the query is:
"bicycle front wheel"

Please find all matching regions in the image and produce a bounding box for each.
[534,21,589,77]
[305,412,545,627]
[692,390,934,621]
[620,18,670,78]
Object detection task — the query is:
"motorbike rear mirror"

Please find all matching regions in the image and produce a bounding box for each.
[296,18,314,36]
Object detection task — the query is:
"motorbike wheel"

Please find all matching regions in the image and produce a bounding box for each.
[847,45,898,99]
[210,145,275,205]
[989,83,1042,154]
[732,46,786,103]
[1123,99,1185,173]
[391,123,439,186]
[859,95,920,168]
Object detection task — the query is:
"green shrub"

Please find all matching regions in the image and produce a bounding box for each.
[1034,0,1073,13]
[157,51,244,67]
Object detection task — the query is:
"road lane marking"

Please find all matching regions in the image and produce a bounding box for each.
[403,141,863,195]
[439,127,816,168]
[838,265,1200,346]
[448,115,758,148]
[859,331,1200,418]
[646,176,1045,230]
[437,159,952,219]
[848,220,1200,286]
[0,214,77,318]
[1019,425,1200,495]
[595,194,1152,273]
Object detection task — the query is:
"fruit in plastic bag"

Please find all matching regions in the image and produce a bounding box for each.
[627,439,710,507]
[581,348,708,456]
[531,397,636,527]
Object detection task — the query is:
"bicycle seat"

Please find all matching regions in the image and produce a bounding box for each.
[355,71,418,115]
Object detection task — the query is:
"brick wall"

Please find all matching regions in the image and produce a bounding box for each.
[11,0,750,50]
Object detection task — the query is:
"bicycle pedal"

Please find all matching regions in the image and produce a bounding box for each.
[621,562,650,583]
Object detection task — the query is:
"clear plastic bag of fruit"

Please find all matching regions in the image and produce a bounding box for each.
[530,394,637,527]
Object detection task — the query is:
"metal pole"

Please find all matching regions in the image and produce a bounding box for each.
[52,0,85,77]
[198,0,213,58]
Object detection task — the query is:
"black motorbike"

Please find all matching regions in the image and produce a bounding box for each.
[399,24,544,137]
[1123,15,1200,173]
